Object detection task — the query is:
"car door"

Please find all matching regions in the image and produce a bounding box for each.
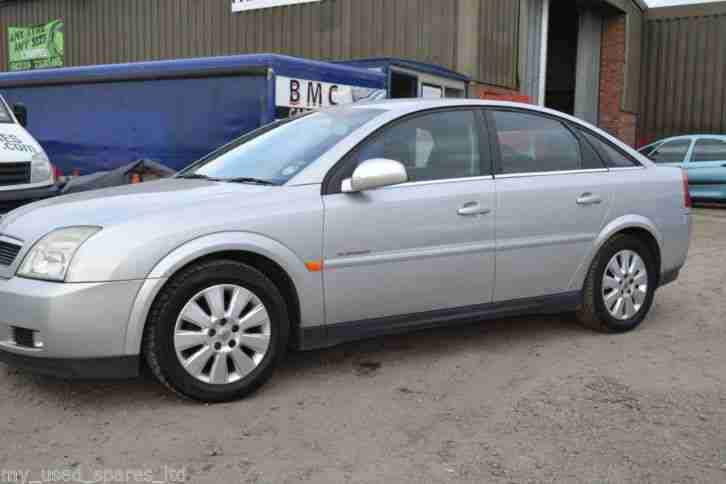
[321,108,496,325]
[486,108,611,302]
[685,137,726,200]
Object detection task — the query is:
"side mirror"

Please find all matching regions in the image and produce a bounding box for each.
[12,103,27,127]
[342,158,408,193]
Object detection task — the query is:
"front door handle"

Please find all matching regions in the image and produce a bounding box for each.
[576,193,602,206]
[457,202,491,216]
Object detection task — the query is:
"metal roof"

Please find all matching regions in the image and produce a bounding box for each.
[0,53,386,88]
[334,58,470,83]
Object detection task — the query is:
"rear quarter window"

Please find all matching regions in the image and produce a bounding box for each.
[580,130,639,168]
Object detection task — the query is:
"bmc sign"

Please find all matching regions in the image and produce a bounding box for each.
[232,0,321,13]
[276,76,354,110]
[274,75,386,118]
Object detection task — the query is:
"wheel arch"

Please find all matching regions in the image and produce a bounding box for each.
[123,232,323,356]
[570,215,663,292]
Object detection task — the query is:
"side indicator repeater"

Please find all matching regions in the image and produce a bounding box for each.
[305,261,324,272]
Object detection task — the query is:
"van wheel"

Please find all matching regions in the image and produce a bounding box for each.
[576,235,657,333]
[143,259,288,402]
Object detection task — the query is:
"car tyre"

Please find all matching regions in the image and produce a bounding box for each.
[143,259,289,402]
[576,234,657,333]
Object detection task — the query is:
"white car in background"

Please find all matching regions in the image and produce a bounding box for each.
[0,96,57,215]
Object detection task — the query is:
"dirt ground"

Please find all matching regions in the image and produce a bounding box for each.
[1,209,725,484]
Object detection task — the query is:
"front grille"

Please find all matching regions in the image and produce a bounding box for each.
[0,162,31,186]
[0,240,21,266]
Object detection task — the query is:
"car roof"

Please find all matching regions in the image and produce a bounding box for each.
[355,98,550,114]
[352,99,601,128]
[349,99,638,152]
[646,134,726,145]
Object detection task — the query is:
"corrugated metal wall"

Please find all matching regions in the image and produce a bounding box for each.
[478,0,520,88]
[640,4,726,141]
[0,0,521,89]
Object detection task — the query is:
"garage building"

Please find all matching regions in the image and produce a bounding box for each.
[0,0,723,146]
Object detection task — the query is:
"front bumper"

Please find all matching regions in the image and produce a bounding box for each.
[0,276,143,379]
[0,350,139,379]
[0,184,59,214]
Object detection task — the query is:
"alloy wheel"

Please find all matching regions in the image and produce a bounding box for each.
[601,250,648,321]
[173,284,271,384]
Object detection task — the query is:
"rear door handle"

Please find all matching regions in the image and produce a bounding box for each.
[576,193,602,206]
[457,202,491,216]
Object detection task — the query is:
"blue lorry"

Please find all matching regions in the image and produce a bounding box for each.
[0,54,468,203]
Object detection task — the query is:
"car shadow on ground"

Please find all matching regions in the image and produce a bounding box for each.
[0,312,595,407]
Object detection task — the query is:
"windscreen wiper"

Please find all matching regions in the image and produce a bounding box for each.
[221,177,277,186]
[176,173,219,181]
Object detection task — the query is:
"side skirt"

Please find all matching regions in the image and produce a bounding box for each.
[298,291,582,351]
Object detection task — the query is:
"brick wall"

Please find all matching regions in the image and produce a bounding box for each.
[598,13,638,146]
[470,82,532,103]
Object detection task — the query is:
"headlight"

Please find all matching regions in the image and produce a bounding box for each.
[18,227,101,281]
[30,152,53,184]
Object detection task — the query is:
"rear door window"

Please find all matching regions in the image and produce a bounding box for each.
[691,139,726,162]
[490,110,582,174]
[648,139,691,164]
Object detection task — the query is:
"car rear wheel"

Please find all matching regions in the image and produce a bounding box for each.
[576,234,657,333]
[143,259,289,402]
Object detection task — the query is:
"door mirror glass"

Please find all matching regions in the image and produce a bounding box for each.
[342,158,408,193]
[12,103,27,127]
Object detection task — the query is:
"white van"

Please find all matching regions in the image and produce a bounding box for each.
[0,95,57,215]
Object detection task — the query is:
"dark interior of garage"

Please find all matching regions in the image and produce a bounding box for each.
[545,2,580,115]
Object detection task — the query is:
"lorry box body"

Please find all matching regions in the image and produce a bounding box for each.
[0,54,387,176]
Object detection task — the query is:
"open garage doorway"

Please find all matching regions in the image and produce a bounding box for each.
[521,0,604,124]
[545,2,579,115]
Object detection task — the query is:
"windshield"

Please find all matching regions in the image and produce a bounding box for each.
[183,107,385,185]
[0,99,13,124]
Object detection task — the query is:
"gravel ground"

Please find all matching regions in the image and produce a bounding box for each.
[1,209,725,484]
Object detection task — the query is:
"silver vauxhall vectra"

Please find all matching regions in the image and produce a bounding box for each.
[0,100,691,402]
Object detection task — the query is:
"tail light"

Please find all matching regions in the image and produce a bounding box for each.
[682,169,692,208]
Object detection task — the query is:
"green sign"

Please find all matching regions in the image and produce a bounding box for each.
[8,19,64,72]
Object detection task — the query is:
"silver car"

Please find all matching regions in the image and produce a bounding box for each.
[0,100,691,402]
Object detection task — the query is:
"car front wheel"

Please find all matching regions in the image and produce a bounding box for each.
[143,259,289,402]
[577,234,657,333]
